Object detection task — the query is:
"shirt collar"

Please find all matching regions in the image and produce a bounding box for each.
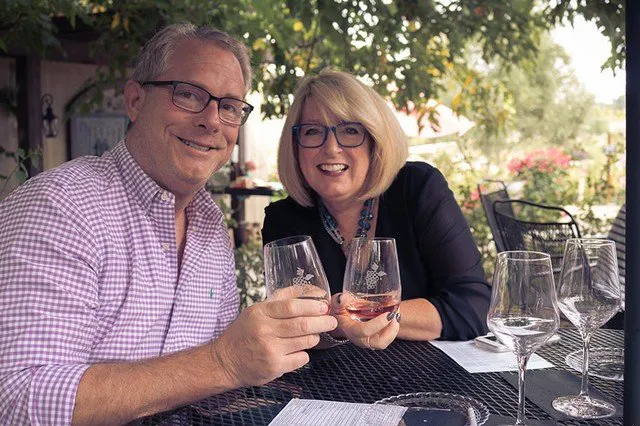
[112,140,224,225]
[189,186,224,228]
[112,140,164,214]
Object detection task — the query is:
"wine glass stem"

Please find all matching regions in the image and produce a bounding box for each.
[515,354,530,426]
[580,331,593,397]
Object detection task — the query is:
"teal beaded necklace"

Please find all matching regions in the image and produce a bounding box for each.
[318,198,375,247]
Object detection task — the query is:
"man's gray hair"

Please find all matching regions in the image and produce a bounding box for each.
[131,23,252,95]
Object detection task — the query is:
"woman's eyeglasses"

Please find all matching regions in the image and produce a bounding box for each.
[292,122,367,148]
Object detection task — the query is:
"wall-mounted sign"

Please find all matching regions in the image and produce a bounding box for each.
[70,114,129,158]
[66,82,129,159]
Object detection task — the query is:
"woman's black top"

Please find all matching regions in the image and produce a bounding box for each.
[262,162,490,340]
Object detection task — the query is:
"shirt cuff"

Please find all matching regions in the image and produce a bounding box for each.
[28,363,91,425]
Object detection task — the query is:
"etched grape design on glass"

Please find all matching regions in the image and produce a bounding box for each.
[263,235,331,305]
[487,251,560,426]
[552,238,621,419]
[342,237,401,322]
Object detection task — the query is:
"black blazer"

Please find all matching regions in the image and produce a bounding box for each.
[262,162,490,340]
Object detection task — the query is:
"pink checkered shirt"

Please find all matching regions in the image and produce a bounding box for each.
[0,140,239,425]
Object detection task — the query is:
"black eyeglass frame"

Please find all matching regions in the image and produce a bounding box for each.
[140,80,254,126]
[292,122,368,148]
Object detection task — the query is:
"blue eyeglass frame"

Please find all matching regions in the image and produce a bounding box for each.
[292,122,368,148]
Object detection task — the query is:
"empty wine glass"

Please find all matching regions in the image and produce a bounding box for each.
[342,237,401,322]
[263,235,331,305]
[552,238,621,419]
[487,251,560,426]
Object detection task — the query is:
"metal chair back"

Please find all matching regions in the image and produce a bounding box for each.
[607,204,626,309]
[493,199,582,279]
[478,180,512,252]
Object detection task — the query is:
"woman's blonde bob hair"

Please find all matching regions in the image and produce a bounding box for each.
[278,69,408,207]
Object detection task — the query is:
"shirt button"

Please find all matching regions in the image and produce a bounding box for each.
[161,242,171,251]
[161,191,170,201]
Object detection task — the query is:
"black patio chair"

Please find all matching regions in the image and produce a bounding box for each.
[492,199,582,278]
[478,180,513,252]
[605,204,626,329]
[608,204,626,303]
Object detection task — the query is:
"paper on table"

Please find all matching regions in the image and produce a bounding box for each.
[429,340,554,373]
[268,398,407,426]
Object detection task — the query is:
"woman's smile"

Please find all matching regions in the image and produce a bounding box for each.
[317,163,349,175]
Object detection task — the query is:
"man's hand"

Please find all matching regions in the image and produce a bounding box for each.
[330,292,400,350]
[210,298,337,387]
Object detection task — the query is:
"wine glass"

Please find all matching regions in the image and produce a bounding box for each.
[263,235,331,305]
[487,251,560,426]
[552,238,621,419]
[342,237,401,322]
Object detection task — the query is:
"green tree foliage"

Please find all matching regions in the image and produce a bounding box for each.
[0,147,41,196]
[0,0,625,126]
[245,0,549,120]
[506,36,598,147]
[546,0,625,71]
[450,33,608,161]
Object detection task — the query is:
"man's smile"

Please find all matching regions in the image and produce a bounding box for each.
[177,137,223,152]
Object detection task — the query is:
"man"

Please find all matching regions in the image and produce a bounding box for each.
[0,24,337,425]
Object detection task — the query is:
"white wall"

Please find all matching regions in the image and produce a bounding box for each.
[41,60,101,170]
[0,58,100,198]
[241,92,285,227]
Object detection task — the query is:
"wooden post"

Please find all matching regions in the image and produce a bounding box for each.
[232,127,248,247]
[15,55,43,177]
[625,0,640,423]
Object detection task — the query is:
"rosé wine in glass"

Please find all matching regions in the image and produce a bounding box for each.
[343,238,402,322]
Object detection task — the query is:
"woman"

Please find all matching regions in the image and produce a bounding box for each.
[262,69,490,349]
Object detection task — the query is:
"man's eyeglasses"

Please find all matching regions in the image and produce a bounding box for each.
[292,122,368,148]
[140,80,254,126]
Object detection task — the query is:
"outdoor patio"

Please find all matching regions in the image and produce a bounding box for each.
[0,1,637,423]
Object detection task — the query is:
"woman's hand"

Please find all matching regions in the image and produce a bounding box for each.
[329,292,400,350]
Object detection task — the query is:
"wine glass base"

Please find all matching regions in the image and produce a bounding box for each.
[552,395,616,419]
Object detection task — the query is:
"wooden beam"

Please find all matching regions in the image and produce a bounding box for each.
[3,38,112,66]
[15,55,43,176]
[232,128,248,247]
[0,15,112,66]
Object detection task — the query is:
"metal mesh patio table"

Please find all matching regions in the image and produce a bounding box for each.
[137,328,623,425]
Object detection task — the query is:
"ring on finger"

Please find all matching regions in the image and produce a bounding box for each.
[366,336,376,351]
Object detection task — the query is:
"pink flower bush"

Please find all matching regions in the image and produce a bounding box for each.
[460,189,481,212]
[507,148,571,176]
[507,148,576,206]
